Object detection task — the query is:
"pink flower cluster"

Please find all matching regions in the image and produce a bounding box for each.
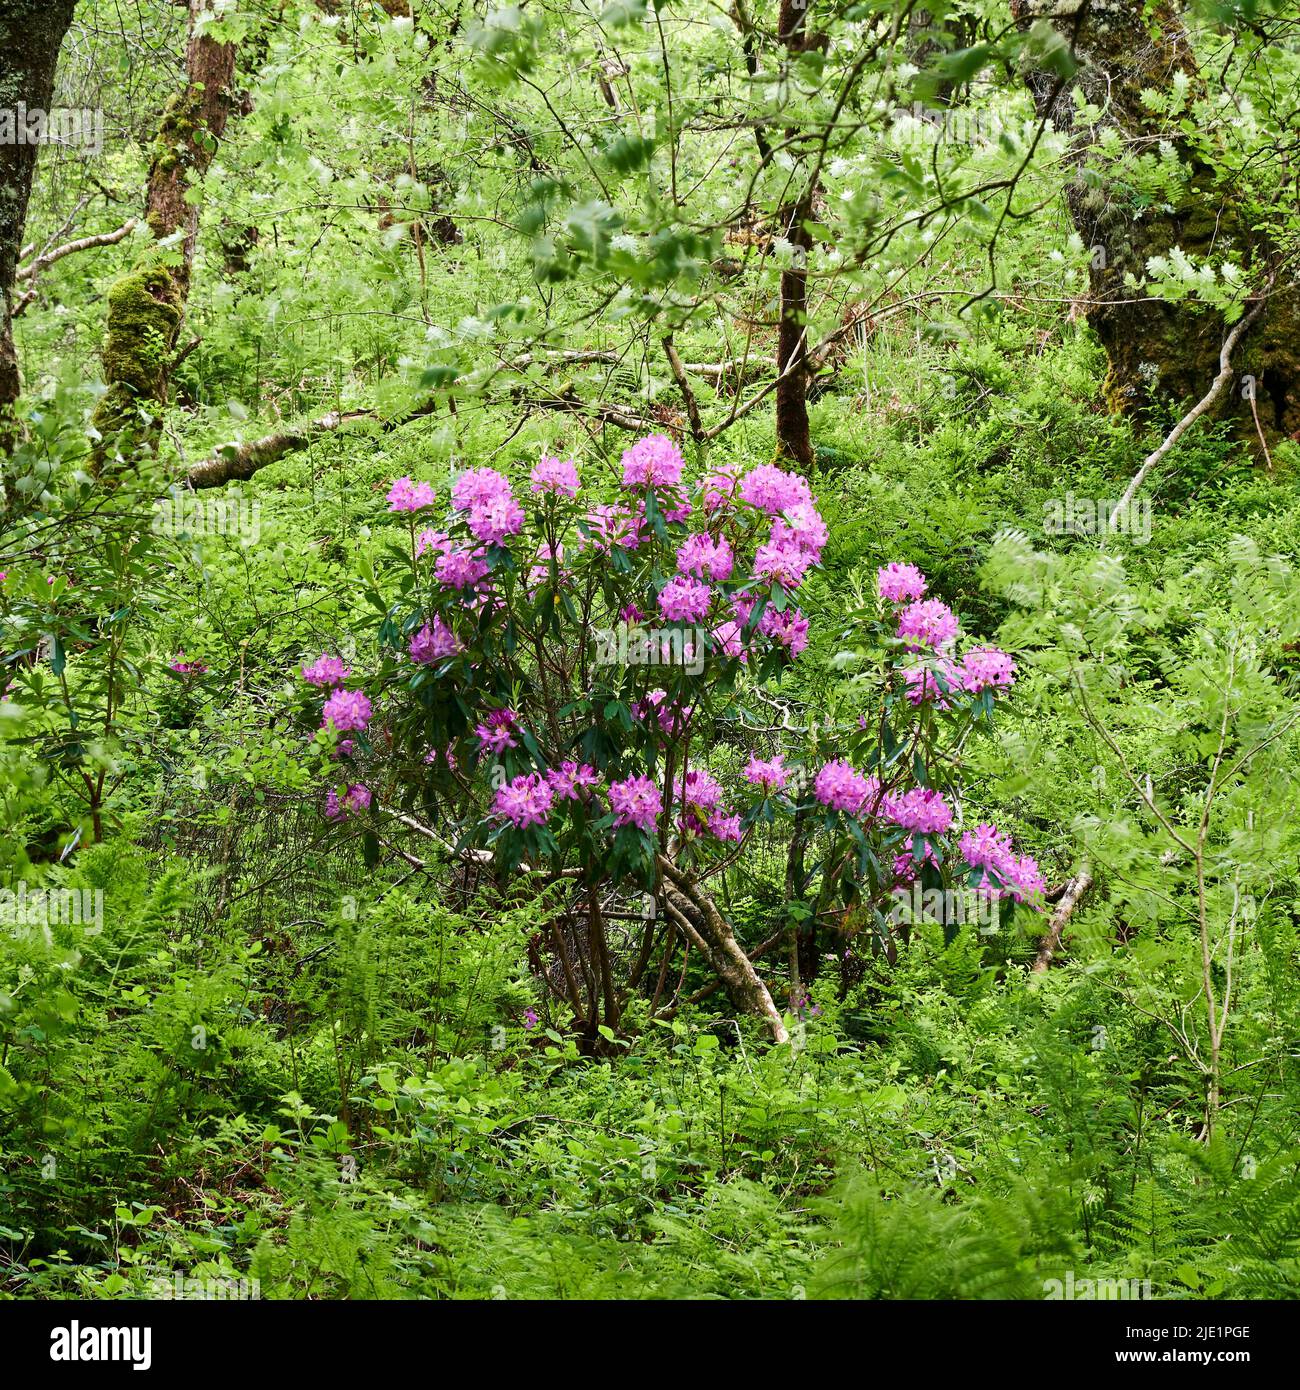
[760,605,809,657]
[739,464,812,516]
[609,774,663,832]
[387,477,436,512]
[878,563,927,604]
[303,654,350,688]
[888,786,953,835]
[620,434,684,489]
[959,823,1045,903]
[409,617,460,665]
[814,761,877,815]
[169,651,207,676]
[546,761,601,800]
[700,464,742,512]
[743,755,788,792]
[451,467,525,545]
[898,598,960,651]
[961,645,1017,693]
[325,783,371,821]
[322,688,372,733]
[676,533,734,582]
[658,574,713,624]
[531,455,580,497]
[494,773,554,829]
[583,502,646,553]
[633,689,690,738]
[476,708,519,756]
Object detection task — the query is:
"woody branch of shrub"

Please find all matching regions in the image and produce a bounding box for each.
[289,434,1048,1047]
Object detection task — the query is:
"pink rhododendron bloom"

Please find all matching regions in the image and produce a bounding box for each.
[887,786,953,835]
[546,761,601,800]
[891,843,939,887]
[634,689,690,738]
[1005,853,1046,903]
[409,617,460,664]
[961,645,1016,693]
[526,541,566,591]
[662,492,693,523]
[771,502,828,558]
[814,760,872,814]
[744,755,787,792]
[609,774,663,832]
[321,688,372,733]
[620,603,647,624]
[530,455,580,497]
[475,709,519,756]
[897,599,959,651]
[700,465,743,512]
[708,810,742,842]
[710,619,747,661]
[467,492,525,546]
[169,651,207,676]
[901,658,962,708]
[878,562,928,604]
[435,546,491,590]
[753,539,814,589]
[582,502,646,552]
[451,467,512,511]
[658,574,713,624]
[760,605,809,657]
[494,772,554,829]
[739,464,811,515]
[960,822,1015,876]
[303,654,350,688]
[416,528,452,560]
[387,477,436,512]
[325,783,371,821]
[620,433,684,489]
[679,769,724,813]
[676,533,734,582]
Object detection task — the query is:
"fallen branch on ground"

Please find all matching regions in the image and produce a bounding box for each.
[1031,864,1093,975]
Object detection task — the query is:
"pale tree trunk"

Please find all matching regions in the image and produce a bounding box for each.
[659,856,789,1043]
[92,0,237,469]
[0,0,79,469]
[1011,0,1299,443]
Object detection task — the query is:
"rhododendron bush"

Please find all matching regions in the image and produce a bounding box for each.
[295,435,1042,1044]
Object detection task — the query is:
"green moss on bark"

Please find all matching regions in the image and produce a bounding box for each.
[90,258,183,468]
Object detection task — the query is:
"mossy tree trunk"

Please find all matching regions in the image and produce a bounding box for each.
[1010,0,1300,443]
[92,0,237,468]
[0,0,79,467]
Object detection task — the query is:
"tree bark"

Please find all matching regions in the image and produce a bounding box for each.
[773,0,815,470]
[91,0,237,469]
[0,0,79,464]
[659,855,788,1043]
[1010,0,1299,442]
